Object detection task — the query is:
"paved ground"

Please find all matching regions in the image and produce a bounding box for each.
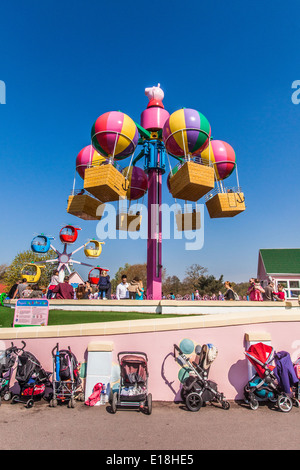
[0,399,300,451]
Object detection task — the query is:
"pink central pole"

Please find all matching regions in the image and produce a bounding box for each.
[147,167,162,300]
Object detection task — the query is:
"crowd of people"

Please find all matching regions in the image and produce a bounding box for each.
[6,272,286,302]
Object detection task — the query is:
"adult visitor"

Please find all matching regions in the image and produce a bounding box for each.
[12,279,28,299]
[263,282,274,301]
[97,270,110,300]
[127,277,141,300]
[116,275,129,300]
[52,276,74,299]
[224,281,235,301]
[47,270,60,299]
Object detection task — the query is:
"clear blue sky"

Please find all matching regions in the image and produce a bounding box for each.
[1,0,300,283]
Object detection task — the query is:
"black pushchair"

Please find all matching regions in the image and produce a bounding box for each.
[0,342,18,405]
[49,344,84,408]
[111,351,152,415]
[11,341,52,408]
[174,343,230,411]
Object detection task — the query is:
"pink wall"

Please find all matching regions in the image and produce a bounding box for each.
[3,320,300,401]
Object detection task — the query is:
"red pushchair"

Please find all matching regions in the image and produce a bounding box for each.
[244,342,299,412]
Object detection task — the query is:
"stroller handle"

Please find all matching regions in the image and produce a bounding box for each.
[173,344,184,356]
[51,343,59,357]
[16,341,26,352]
[117,351,148,362]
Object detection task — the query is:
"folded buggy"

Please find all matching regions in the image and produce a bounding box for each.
[244,342,299,412]
[11,341,52,408]
[174,343,230,412]
[0,342,18,405]
[111,351,152,414]
[49,343,84,408]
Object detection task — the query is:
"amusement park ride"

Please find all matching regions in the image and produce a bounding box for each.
[24,84,245,299]
[22,227,106,285]
[65,84,245,300]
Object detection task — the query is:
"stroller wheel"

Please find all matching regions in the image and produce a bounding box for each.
[111,392,118,414]
[277,395,293,413]
[11,395,19,404]
[221,400,230,410]
[186,392,203,412]
[26,399,34,409]
[146,393,152,415]
[50,398,58,407]
[67,398,75,408]
[249,398,259,410]
[3,391,12,401]
[76,392,85,402]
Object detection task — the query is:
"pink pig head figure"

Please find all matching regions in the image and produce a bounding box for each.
[145,83,165,107]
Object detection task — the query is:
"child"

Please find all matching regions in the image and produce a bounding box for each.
[136,279,144,300]
[98,270,110,299]
[22,285,33,298]
[273,284,286,302]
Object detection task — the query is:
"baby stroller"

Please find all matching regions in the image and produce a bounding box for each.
[111,351,152,415]
[0,342,18,405]
[244,342,299,412]
[174,343,230,412]
[12,341,52,408]
[50,344,84,408]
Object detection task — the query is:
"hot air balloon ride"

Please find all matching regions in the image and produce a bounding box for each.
[203,141,245,218]
[64,84,246,300]
[163,108,214,201]
[84,111,139,202]
[67,145,107,221]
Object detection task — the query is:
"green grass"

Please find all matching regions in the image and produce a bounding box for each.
[0,306,181,328]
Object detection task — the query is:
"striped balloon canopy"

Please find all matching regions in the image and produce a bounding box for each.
[123,166,148,200]
[76,145,106,179]
[91,111,139,161]
[162,108,211,157]
[201,140,236,181]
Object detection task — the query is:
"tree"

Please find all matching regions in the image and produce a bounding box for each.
[231,281,249,297]
[0,264,8,282]
[111,263,147,293]
[196,274,224,296]
[181,264,208,294]
[4,249,58,290]
[162,275,181,296]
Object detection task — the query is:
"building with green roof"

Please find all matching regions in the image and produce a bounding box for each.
[257,249,300,300]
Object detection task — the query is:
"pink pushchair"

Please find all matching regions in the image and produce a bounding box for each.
[110,351,152,415]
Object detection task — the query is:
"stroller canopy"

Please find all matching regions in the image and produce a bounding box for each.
[16,351,49,385]
[245,342,274,378]
[120,354,148,385]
